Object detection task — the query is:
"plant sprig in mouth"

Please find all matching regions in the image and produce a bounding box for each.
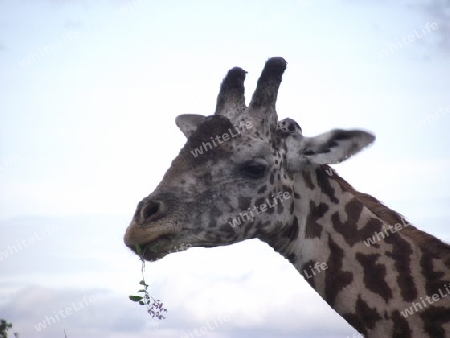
[128,244,167,320]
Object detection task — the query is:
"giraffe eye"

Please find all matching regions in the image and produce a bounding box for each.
[240,161,267,179]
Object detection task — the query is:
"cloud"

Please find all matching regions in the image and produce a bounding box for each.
[418,0,450,54]
[63,19,84,29]
[0,286,141,338]
[0,283,356,338]
[347,0,450,55]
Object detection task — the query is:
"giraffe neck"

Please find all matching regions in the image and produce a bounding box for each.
[263,165,450,338]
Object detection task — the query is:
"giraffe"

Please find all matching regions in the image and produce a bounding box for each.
[124,57,450,337]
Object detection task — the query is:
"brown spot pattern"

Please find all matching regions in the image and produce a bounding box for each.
[255,197,266,209]
[269,172,275,185]
[238,197,252,210]
[420,248,450,298]
[355,253,392,303]
[342,296,381,336]
[315,167,339,204]
[282,217,299,241]
[384,232,418,302]
[331,198,383,247]
[302,171,315,190]
[420,306,450,338]
[305,200,327,239]
[392,310,412,337]
[277,199,284,214]
[289,201,294,214]
[257,185,267,194]
[325,236,353,307]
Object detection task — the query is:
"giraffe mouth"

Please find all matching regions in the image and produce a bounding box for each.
[124,219,182,261]
[129,234,178,262]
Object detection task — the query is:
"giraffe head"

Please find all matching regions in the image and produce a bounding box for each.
[123,57,375,262]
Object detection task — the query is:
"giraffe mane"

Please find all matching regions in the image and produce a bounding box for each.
[323,164,450,265]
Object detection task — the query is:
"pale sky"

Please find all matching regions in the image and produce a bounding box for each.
[0,1,449,337]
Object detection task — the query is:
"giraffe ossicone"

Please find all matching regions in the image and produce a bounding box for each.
[124,57,450,337]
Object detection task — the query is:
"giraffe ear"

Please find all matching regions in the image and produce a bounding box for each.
[286,129,375,171]
[175,114,207,138]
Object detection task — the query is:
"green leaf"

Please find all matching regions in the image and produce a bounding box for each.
[139,300,145,305]
[129,295,144,302]
[139,280,149,286]
[149,243,159,252]
[138,289,147,293]
[134,244,143,255]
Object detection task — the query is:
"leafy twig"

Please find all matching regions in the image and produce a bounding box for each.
[129,244,167,320]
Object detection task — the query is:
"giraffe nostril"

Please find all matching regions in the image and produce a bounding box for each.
[140,200,164,222]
